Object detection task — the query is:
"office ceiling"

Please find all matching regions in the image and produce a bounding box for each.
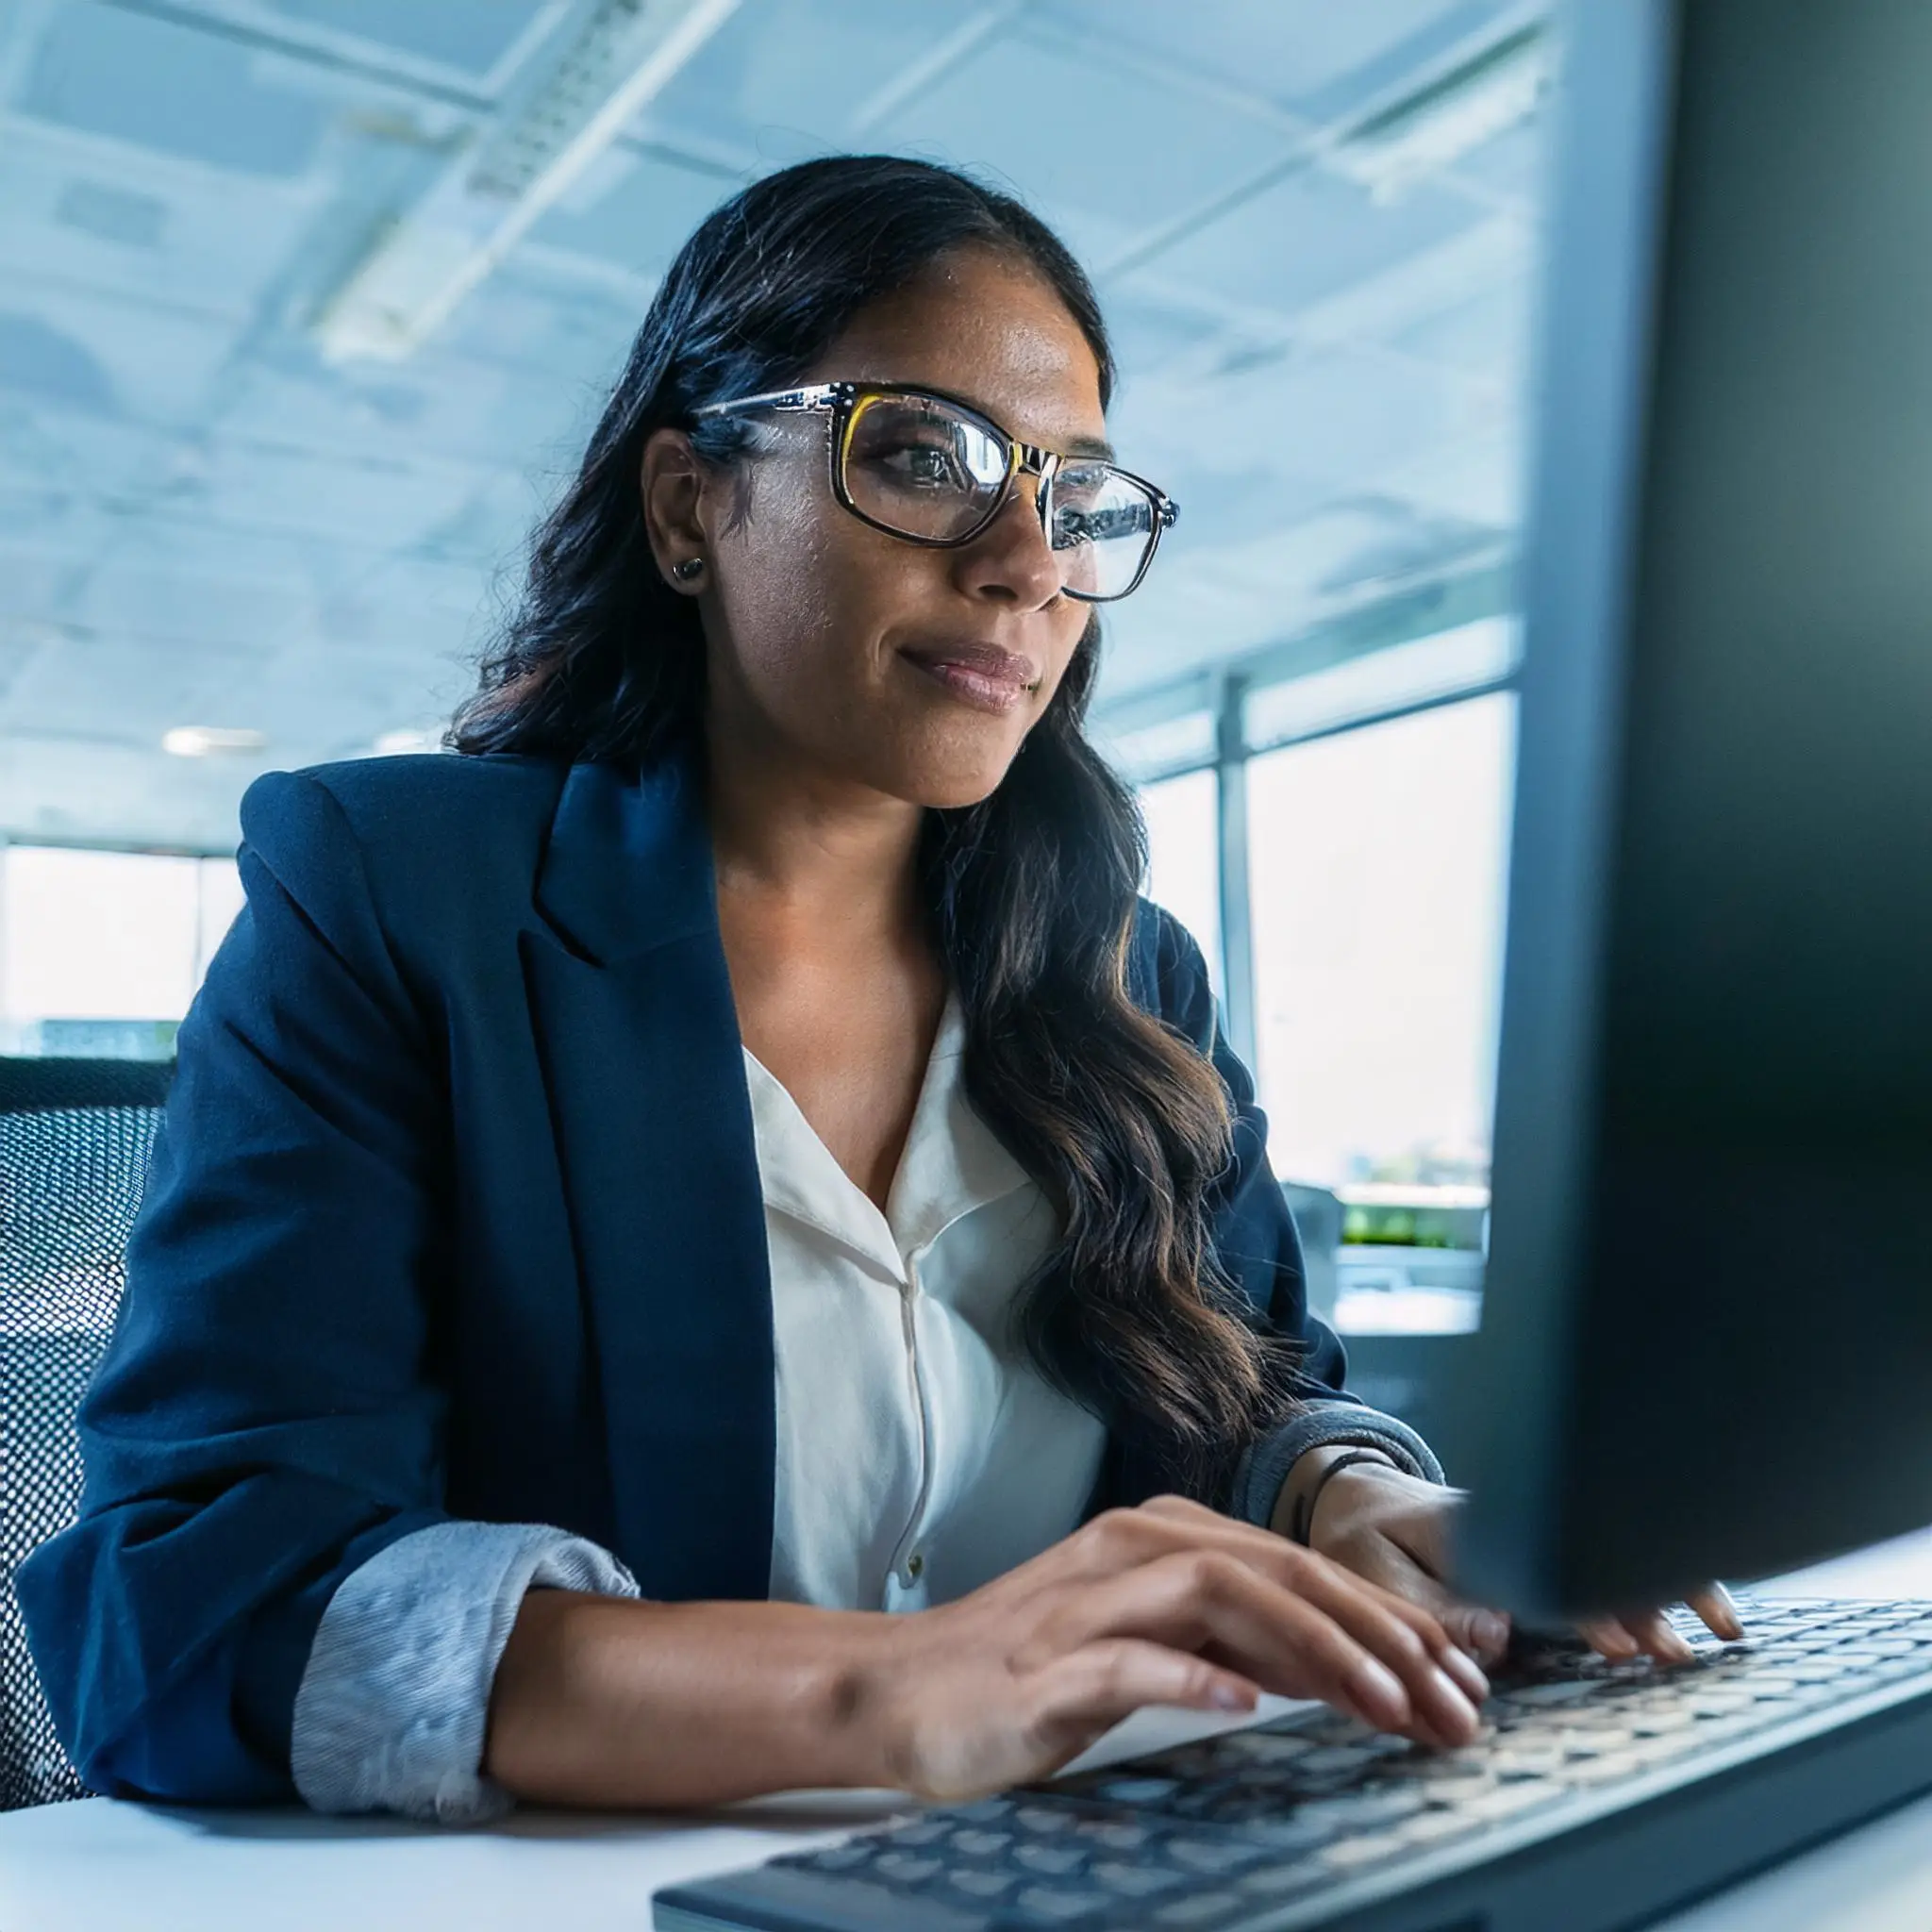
[0,0,1546,850]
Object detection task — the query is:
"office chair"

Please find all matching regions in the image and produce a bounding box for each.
[0,1058,171,1810]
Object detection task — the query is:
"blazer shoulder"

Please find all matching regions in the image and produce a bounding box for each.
[239,754,570,933]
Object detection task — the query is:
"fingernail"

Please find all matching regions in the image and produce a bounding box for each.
[1442,1648,1491,1702]
[1429,1666,1481,1733]
[1345,1658,1411,1730]
[1595,1626,1639,1659]
[1712,1584,1745,1640]
[1209,1681,1256,1712]
[1472,1610,1511,1660]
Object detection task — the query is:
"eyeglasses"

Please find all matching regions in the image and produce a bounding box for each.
[693,380,1177,603]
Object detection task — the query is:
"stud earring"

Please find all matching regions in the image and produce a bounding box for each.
[672,557,705,582]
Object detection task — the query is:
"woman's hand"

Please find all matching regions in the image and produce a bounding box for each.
[1298,1453,1744,1667]
[860,1494,1489,1803]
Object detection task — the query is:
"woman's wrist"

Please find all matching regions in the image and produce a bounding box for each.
[1270,1441,1401,1543]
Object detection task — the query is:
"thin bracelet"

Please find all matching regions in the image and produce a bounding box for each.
[1291,1448,1400,1547]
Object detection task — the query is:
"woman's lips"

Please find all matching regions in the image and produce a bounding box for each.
[899,641,1040,716]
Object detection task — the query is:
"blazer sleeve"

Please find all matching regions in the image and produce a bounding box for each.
[1140,905,1444,1517]
[16,770,459,1804]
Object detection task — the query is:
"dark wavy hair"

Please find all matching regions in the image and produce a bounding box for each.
[453,154,1302,1492]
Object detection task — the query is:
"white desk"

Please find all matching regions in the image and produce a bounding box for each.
[8,1530,1932,1932]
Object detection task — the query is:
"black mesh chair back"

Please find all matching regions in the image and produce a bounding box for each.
[0,1058,170,1810]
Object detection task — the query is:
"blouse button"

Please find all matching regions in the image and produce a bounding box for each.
[905,1551,924,1580]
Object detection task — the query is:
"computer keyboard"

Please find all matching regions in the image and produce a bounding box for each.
[654,1596,1932,1932]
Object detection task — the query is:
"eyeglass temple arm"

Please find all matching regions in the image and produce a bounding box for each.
[692,383,848,419]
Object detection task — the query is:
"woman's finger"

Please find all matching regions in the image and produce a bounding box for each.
[1023,1638,1258,1762]
[1583,1610,1693,1665]
[1317,1515,1511,1669]
[1685,1586,1744,1642]
[1251,1539,1492,1710]
[1624,1609,1697,1665]
[1081,1496,1484,1676]
[1577,1616,1640,1660]
[1044,1548,1480,1747]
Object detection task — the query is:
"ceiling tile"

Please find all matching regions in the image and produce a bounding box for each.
[646,0,974,158]
[1,630,259,740]
[527,145,738,278]
[22,0,335,176]
[0,123,325,325]
[260,0,549,83]
[870,22,1295,269]
[1040,0,1518,120]
[1136,164,1486,319]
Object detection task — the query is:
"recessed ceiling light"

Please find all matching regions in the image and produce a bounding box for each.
[373,727,443,756]
[161,725,268,758]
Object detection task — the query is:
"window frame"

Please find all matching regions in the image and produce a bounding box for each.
[1116,566,1522,1063]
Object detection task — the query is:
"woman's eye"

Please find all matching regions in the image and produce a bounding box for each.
[878,441,961,488]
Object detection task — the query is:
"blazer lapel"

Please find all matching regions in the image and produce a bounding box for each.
[521,751,774,1601]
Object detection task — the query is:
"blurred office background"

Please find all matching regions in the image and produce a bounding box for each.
[0,0,1548,1378]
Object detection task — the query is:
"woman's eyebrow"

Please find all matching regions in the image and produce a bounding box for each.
[1062,433,1117,461]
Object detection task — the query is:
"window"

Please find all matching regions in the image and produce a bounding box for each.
[0,846,244,1053]
[1246,691,1516,1191]
[1137,766,1222,997]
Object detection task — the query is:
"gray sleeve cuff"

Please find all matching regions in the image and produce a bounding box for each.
[1229,1402,1447,1531]
[290,1520,640,1824]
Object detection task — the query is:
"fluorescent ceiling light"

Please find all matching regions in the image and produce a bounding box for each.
[1328,25,1551,204]
[162,726,268,758]
[316,0,741,362]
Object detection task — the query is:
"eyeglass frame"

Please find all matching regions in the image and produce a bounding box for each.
[691,379,1178,603]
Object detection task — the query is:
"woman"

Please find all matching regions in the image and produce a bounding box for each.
[21,157,1726,1824]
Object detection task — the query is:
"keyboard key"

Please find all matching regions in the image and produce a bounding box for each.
[1320,1831,1410,1870]
[874,1853,942,1883]
[1462,1784,1567,1824]
[1094,1777,1182,1807]
[1220,1731,1315,1763]
[951,1830,1013,1857]
[1017,1806,1080,1834]
[1012,1885,1110,1924]
[1503,1681,1599,1707]
[949,1797,1017,1824]
[944,1869,1017,1901]
[1091,1862,1185,1899]
[1229,1815,1343,1856]
[1014,1844,1088,1878]
[797,1844,872,1873]
[890,1821,951,1845]
[1297,1744,1381,1774]
[1296,1790,1426,1832]
[1080,1822,1155,1853]
[1165,1837,1264,1876]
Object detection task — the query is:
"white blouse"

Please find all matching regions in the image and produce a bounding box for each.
[754,994,1107,1611]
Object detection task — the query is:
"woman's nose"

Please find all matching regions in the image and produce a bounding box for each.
[953,478,1062,608]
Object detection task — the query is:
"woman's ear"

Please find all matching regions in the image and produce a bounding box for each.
[641,426,709,593]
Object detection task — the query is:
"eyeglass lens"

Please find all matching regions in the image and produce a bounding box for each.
[840,391,1158,601]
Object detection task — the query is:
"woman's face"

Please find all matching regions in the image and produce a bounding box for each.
[649,247,1107,811]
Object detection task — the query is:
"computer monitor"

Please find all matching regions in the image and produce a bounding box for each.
[1441,0,1932,1620]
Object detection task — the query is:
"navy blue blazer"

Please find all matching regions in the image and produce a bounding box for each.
[20,749,1352,1805]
